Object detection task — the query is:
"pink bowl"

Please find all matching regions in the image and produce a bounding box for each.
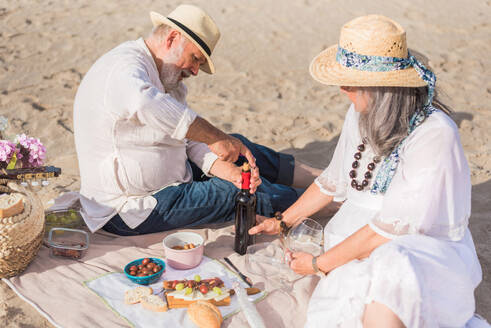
[163,232,204,270]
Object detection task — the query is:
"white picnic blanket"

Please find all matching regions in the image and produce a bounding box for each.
[84,257,266,328]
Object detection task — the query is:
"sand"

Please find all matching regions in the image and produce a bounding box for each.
[0,0,490,326]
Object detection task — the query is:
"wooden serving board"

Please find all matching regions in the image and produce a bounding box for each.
[166,295,231,309]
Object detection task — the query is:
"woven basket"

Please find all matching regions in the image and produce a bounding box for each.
[0,180,45,278]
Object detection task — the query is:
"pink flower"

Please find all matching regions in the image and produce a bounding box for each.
[15,134,46,168]
[0,140,19,169]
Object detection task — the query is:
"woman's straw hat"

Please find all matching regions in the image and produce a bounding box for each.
[310,15,430,87]
[150,4,220,74]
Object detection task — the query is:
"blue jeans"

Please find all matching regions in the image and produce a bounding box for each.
[102,134,299,236]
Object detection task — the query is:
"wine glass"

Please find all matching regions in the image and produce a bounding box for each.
[285,218,324,257]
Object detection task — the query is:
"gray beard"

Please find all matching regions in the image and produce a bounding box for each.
[160,63,182,92]
[159,40,187,92]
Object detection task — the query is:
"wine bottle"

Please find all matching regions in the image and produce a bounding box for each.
[234,162,257,255]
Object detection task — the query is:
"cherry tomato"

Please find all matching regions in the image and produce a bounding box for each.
[199,285,208,294]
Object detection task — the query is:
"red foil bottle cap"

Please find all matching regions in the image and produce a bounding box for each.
[241,163,251,190]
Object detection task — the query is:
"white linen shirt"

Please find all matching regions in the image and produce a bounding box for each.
[73,38,218,232]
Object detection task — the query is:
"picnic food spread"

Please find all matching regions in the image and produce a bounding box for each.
[118,211,263,326]
[122,270,263,328]
[163,276,231,308]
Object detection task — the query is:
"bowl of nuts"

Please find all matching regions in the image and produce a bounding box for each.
[163,232,204,270]
[124,257,166,285]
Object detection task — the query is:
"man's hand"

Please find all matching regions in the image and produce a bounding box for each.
[209,135,256,167]
[289,251,316,275]
[248,215,280,235]
[221,162,242,189]
[186,117,257,167]
[208,160,261,193]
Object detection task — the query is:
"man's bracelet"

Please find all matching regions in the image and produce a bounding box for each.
[274,211,291,236]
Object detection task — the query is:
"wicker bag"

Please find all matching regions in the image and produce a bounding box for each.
[0,180,45,278]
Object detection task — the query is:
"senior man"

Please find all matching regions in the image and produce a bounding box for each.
[74,5,318,236]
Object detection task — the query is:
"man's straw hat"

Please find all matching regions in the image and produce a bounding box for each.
[310,15,430,87]
[150,4,220,74]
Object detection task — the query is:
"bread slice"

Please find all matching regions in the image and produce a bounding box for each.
[167,295,231,309]
[141,295,168,312]
[0,193,24,218]
[124,286,153,305]
[187,300,223,328]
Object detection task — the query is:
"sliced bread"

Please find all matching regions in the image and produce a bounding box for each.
[124,286,153,305]
[141,295,168,312]
[0,193,24,218]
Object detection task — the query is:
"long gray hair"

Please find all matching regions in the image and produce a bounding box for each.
[357,87,451,157]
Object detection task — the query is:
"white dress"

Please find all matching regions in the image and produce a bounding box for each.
[305,105,485,327]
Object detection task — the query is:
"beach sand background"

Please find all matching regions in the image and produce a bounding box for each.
[0,0,489,326]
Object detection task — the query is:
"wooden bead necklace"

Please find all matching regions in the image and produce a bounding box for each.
[349,138,381,191]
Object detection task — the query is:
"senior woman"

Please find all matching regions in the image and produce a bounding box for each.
[249,15,486,327]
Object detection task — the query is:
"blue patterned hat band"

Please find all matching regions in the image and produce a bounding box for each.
[336,46,436,106]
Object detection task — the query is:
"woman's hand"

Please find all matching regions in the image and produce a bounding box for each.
[289,251,316,275]
[248,215,279,235]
